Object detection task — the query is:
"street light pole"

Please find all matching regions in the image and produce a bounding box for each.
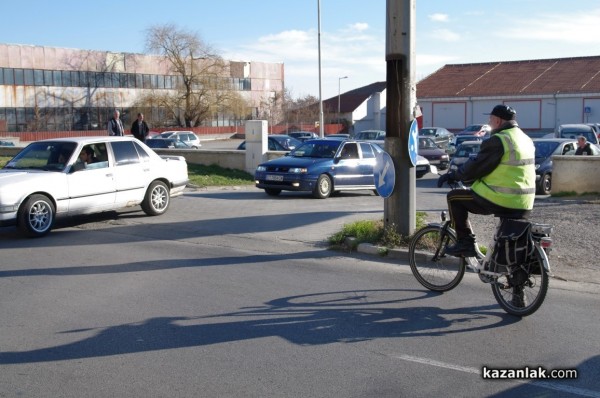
[338,76,348,120]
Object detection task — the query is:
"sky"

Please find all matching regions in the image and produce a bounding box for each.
[2,0,600,100]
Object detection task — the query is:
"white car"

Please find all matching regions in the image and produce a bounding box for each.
[0,136,189,237]
[158,131,201,148]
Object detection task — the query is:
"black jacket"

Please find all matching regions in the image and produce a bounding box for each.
[575,142,593,156]
[131,120,149,141]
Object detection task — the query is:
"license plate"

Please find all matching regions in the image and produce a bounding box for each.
[416,166,427,171]
[265,174,283,181]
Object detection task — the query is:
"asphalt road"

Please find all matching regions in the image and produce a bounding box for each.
[1,177,599,397]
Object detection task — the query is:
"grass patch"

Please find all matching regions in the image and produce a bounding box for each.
[328,212,428,250]
[0,156,10,167]
[187,163,254,187]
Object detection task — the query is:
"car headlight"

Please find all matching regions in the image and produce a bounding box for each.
[256,165,267,172]
[289,167,308,174]
[535,164,540,170]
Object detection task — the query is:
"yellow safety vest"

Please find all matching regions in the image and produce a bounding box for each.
[471,127,536,210]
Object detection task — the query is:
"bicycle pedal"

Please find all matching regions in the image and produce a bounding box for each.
[478,273,493,283]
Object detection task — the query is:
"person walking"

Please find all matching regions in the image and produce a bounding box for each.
[131,113,150,142]
[107,110,124,136]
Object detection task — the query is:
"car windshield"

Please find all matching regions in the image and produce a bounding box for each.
[418,138,438,149]
[534,141,560,158]
[455,144,480,157]
[4,141,77,171]
[289,140,341,158]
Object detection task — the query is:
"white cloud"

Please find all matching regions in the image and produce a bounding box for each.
[498,8,600,44]
[428,13,449,22]
[430,29,460,42]
[349,22,369,32]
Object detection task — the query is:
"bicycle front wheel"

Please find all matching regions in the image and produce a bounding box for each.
[409,225,465,292]
[491,247,549,317]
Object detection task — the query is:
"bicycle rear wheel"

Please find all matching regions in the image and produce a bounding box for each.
[491,247,549,317]
[409,225,465,292]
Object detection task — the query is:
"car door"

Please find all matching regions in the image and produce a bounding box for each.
[66,144,116,214]
[358,142,377,186]
[332,142,362,187]
[110,140,149,205]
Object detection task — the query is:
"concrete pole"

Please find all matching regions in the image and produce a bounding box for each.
[384,0,417,236]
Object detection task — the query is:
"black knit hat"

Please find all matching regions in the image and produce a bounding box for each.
[486,105,516,120]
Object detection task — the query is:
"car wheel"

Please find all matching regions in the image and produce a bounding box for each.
[313,174,332,199]
[265,188,281,196]
[540,173,551,195]
[18,194,55,238]
[141,180,170,216]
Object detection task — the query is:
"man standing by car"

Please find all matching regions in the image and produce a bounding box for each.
[437,104,536,257]
[575,136,593,155]
[107,110,124,136]
[131,113,149,143]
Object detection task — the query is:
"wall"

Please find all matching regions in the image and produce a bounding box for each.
[552,156,600,194]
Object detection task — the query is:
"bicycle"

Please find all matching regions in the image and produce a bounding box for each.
[408,186,554,317]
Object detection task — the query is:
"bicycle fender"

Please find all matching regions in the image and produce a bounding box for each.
[426,222,444,228]
[534,244,552,274]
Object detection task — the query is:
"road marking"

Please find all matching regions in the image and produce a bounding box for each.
[394,354,600,398]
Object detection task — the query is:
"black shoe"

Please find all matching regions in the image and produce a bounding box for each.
[445,236,477,258]
[511,287,527,308]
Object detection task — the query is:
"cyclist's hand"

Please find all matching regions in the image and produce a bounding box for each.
[437,171,456,188]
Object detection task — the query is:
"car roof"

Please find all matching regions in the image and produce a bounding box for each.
[532,138,576,142]
[37,136,138,144]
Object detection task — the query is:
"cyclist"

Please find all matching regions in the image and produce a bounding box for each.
[437,104,536,257]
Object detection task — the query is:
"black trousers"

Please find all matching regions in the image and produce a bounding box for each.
[446,189,531,240]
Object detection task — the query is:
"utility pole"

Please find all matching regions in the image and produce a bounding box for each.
[384,0,417,236]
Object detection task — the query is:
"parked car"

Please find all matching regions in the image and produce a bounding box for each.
[448,140,482,172]
[456,124,491,137]
[0,136,189,237]
[556,124,599,145]
[448,135,484,156]
[419,127,454,149]
[415,155,434,179]
[418,136,449,170]
[288,131,319,142]
[325,133,351,139]
[354,130,386,145]
[146,138,192,149]
[254,139,384,198]
[237,135,301,151]
[0,140,15,147]
[158,131,201,148]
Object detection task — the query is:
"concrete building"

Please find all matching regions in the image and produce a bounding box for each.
[0,43,284,132]
[416,56,600,133]
[334,56,600,134]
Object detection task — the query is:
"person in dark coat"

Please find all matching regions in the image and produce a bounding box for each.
[131,113,150,142]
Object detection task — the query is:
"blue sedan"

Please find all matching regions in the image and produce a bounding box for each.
[254,139,382,198]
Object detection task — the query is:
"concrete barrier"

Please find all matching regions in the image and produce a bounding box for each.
[0,146,285,175]
[552,155,600,194]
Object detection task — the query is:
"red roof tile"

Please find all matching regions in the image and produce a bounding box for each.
[417,56,600,98]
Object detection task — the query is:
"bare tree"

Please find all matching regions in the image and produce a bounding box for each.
[140,24,249,127]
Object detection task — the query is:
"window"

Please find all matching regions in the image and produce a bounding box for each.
[24,69,34,85]
[0,68,4,85]
[44,70,53,86]
[360,143,375,158]
[14,69,24,85]
[61,71,71,87]
[4,68,14,85]
[33,70,44,86]
[52,70,62,86]
[111,141,140,166]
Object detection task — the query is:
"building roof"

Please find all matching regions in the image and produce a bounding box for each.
[417,56,600,98]
[325,81,387,113]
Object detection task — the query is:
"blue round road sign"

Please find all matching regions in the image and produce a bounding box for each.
[373,151,395,198]
[408,119,419,167]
